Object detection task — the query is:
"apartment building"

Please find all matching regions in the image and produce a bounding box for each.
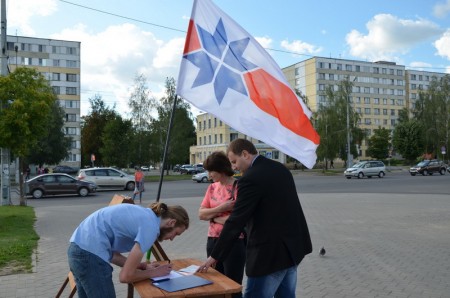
[282,56,446,158]
[189,113,286,165]
[4,35,81,168]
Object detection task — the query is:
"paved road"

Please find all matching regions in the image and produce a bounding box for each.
[1,171,449,297]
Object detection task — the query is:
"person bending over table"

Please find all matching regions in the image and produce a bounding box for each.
[68,202,189,298]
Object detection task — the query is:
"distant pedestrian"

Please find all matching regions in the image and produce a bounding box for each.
[132,167,145,203]
[25,166,31,180]
[330,160,334,169]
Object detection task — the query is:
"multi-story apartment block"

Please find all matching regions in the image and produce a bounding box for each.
[4,35,81,168]
[189,113,286,165]
[283,56,446,158]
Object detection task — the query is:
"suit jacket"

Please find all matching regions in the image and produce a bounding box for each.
[211,156,312,277]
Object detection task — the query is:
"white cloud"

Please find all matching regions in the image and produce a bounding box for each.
[408,61,432,70]
[434,29,450,60]
[346,14,442,62]
[433,0,450,18]
[6,0,58,36]
[280,39,322,55]
[255,36,273,49]
[50,23,185,116]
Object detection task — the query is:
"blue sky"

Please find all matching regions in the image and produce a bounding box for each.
[5,0,450,116]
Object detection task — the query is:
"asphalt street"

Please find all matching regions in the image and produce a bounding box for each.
[1,170,449,297]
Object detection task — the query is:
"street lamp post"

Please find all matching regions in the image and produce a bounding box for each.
[346,77,357,168]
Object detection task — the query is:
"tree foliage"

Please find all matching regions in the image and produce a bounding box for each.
[413,75,450,160]
[26,101,72,165]
[314,77,364,168]
[366,127,391,160]
[100,115,133,168]
[0,67,57,205]
[80,95,118,166]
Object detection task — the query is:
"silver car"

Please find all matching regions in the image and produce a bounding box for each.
[192,171,211,183]
[344,161,386,179]
[77,167,135,190]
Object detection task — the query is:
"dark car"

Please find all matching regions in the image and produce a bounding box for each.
[409,160,447,176]
[179,165,198,175]
[53,165,78,174]
[26,173,97,199]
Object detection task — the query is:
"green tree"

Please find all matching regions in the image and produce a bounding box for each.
[26,101,72,166]
[413,75,450,160]
[100,115,133,168]
[80,95,118,167]
[0,67,56,205]
[366,127,391,160]
[151,77,196,172]
[315,77,364,168]
[128,74,157,165]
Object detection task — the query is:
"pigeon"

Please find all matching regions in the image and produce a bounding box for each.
[319,246,326,257]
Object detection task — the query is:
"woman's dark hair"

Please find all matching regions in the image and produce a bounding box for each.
[150,202,189,229]
[203,151,234,176]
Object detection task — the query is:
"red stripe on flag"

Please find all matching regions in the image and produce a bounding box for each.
[244,69,320,144]
[183,20,201,55]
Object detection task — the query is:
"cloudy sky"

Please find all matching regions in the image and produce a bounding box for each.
[5,0,450,117]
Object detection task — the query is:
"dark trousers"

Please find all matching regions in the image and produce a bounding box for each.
[207,237,246,298]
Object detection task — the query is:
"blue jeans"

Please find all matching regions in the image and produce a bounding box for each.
[244,265,298,298]
[67,242,116,298]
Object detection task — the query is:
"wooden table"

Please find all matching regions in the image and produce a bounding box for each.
[133,258,242,298]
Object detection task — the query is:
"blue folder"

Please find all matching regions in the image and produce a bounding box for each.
[152,275,212,292]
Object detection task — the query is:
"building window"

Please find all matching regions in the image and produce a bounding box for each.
[390,109,395,116]
[319,84,325,91]
[208,135,211,144]
[365,118,371,125]
[66,114,77,122]
[355,97,361,103]
[38,45,45,52]
[67,60,77,68]
[374,108,380,115]
[52,86,60,95]
[373,67,379,74]
[220,120,222,126]
[203,120,206,130]
[66,87,77,95]
[208,119,211,128]
[364,97,370,104]
[411,74,416,80]
[214,134,217,144]
[390,99,395,105]
[67,47,77,55]
[203,136,206,144]
[52,73,60,81]
[346,64,352,71]
[21,43,31,51]
[356,107,361,114]
[318,73,325,80]
[66,127,77,135]
[66,74,77,82]
[383,109,388,115]
[364,87,370,93]
[295,67,299,75]
[273,151,279,159]
[38,58,47,66]
[397,70,403,76]
[70,140,78,149]
[53,59,60,67]
[230,133,238,141]
[336,64,342,70]
[198,122,202,130]
[374,98,380,104]
[382,68,387,74]
[383,98,388,105]
[65,100,79,109]
[364,108,371,114]
[65,154,78,162]
[199,137,202,145]
[220,134,223,143]
[355,65,360,72]
[329,74,334,80]
[391,119,396,126]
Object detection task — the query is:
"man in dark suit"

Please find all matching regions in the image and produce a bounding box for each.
[198,138,312,298]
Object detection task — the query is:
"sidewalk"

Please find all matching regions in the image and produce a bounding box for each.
[1,191,450,297]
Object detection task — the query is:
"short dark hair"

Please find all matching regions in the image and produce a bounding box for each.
[227,138,257,156]
[203,151,234,176]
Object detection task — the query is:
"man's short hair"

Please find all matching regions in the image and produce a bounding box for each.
[227,138,258,156]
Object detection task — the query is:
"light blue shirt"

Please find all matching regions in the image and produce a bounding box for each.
[70,204,160,263]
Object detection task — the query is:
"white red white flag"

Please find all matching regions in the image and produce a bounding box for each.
[177,0,320,168]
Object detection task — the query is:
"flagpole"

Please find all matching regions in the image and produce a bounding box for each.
[155,87,178,203]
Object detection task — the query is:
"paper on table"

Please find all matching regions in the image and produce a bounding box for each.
[151,270,183,282]
[178,265,200,275]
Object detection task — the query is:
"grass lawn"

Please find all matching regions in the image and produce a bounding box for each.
[145,173,193,182]
[0,206,39,275]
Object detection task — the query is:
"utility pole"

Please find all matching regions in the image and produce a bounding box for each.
[346,76,357,168]
[1,0,11,205]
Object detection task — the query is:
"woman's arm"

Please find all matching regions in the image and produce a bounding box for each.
[198,200,235,220]
[114,243,173,283]
[211,214,230,225]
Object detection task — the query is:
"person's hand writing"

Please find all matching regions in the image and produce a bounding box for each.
[197,256,217,273]
[149,263,172,277]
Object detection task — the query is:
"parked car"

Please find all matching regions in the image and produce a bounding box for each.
[173,164,181,172]
[179,165,198,175]
[344,160,386,179]
[193,164,205,173]
[141,166,150,171]
[192,171,212,183]
[26,173,97,199]
[409,160,447,176]
[52,165,78,174]
[77,167,135,190]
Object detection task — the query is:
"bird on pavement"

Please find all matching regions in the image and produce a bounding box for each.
[319,246,326,257]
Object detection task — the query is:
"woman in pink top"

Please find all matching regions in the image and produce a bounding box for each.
[198,151,245,298]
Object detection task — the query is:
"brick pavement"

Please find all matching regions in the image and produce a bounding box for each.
[1,191,449,297]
